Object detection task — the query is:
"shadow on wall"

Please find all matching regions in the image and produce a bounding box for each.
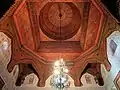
[15,64,39,86]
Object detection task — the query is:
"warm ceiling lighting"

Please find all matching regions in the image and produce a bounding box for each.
[54,69,60,75]
[64,68,69,73]
[54,60,60,67]
[53,58,69,74]
[50,58,70,89]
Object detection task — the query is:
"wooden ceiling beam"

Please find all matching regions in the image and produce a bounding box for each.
[27,2,40,51]
[80,2,90,50]
[38,41,82,53]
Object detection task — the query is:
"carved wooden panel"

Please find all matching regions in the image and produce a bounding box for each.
[84,3,103,50]
[14,2,35,50]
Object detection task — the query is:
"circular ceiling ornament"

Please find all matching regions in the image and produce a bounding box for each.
[48,3,73,27]
[39,2,81,40]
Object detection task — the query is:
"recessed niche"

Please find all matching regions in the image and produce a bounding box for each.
[110,40,117,55]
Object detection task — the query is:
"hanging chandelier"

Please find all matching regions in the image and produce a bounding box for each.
[50,59,70,89]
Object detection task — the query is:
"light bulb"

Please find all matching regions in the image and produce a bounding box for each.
[54,61,59,66]
[64,68,69,73]
[54,70,60,75]
[60,58,63,62]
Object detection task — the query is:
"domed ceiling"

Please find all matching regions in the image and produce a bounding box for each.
[0,0,112,87]
[12,0,103,62]
[39,2,81,40]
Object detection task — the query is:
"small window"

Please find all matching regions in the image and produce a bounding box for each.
[110,40,117,55]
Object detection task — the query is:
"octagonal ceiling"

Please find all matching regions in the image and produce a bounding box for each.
[13,0,104,62]
[39,2,81,40]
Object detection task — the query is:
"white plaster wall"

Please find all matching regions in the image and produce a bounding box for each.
[22,73,39,86]
[0,32,11,68]
[0,62,16,90]
[105,31,120,90]
[101,64,109,84]
[81,73,97,86]
[0,32,17,90]
[11,65,19,83]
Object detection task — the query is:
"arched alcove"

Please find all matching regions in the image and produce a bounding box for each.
[15,64,39,86]
[80,63,104,86]
[22,73,39,86]
[81,72,96,85]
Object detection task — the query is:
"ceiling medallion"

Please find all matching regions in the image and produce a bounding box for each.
[39,2,81,40]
